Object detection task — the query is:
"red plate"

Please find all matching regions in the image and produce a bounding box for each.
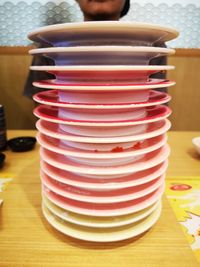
[33,89,171,108]
[33,78,175,91]
[34,105,171,126]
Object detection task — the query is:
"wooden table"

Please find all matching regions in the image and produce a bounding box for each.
[0,131,200,267]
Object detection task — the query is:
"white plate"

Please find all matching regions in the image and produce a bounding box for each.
[42,200,162,242]
[33,90,171,109]
[41,171,165,203]
[33,78,175,91]
[29,46,175,66]
[58,106,147,122]
[28,21,179,46]
[37,133,167,159]
[40,160,168,189]
[50,88,150,104]
[42,183,164,217]
[30,65,174,83]
[34,105,171,126]
[43,195,160,228]
[36,119,171,143]
[58,123,147,139]
[30,65,174,71]
[40,144,170,176]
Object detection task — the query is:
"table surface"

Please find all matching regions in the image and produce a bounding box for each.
[0,130,200,267]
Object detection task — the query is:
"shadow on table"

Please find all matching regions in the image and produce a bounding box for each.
[187,148,200,160]
[41,214,149,250]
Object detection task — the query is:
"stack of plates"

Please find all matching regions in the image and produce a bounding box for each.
[28,21,179,242]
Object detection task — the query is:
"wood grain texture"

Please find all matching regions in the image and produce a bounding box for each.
[173,48,200,57]
[0,130,199,267]
[167,131,200,178]
[168,56,200,131]
[0,46,35,55]
[0,54,36,129]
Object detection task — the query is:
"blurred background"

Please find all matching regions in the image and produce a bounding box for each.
[0,0,200,130]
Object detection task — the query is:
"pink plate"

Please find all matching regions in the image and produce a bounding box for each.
[36,119,171,143]
[40,144,170,176]
[33,78,175,91]
[42,183,164,216]
[37,133,167,159]
[33,89,171,108]
[34,105,171,126]
[41,171,165,203]
[30,65,174,84]
[40,160,168,189]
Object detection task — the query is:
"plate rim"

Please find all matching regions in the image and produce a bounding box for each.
[42,200,162,242]
[41,171,165,203]
[42,183,164,217]
[30,65,175,71]
[33,89,171,108]
[40,160,168,189]
[28,21,179,43]
[29,46,175,55]
[34,105,172,126]
[36,132,167,159]
[36,119,171,143]
[33,79,175,91]
[42,195,161,228]
[40,144,170,175]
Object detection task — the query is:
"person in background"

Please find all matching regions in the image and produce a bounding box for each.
[76,0,129,21]
[24,0,166,98]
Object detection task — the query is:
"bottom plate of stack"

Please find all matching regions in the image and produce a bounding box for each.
[42,198,162,242]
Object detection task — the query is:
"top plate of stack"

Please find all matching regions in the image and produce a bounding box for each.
[28,21,179,47]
